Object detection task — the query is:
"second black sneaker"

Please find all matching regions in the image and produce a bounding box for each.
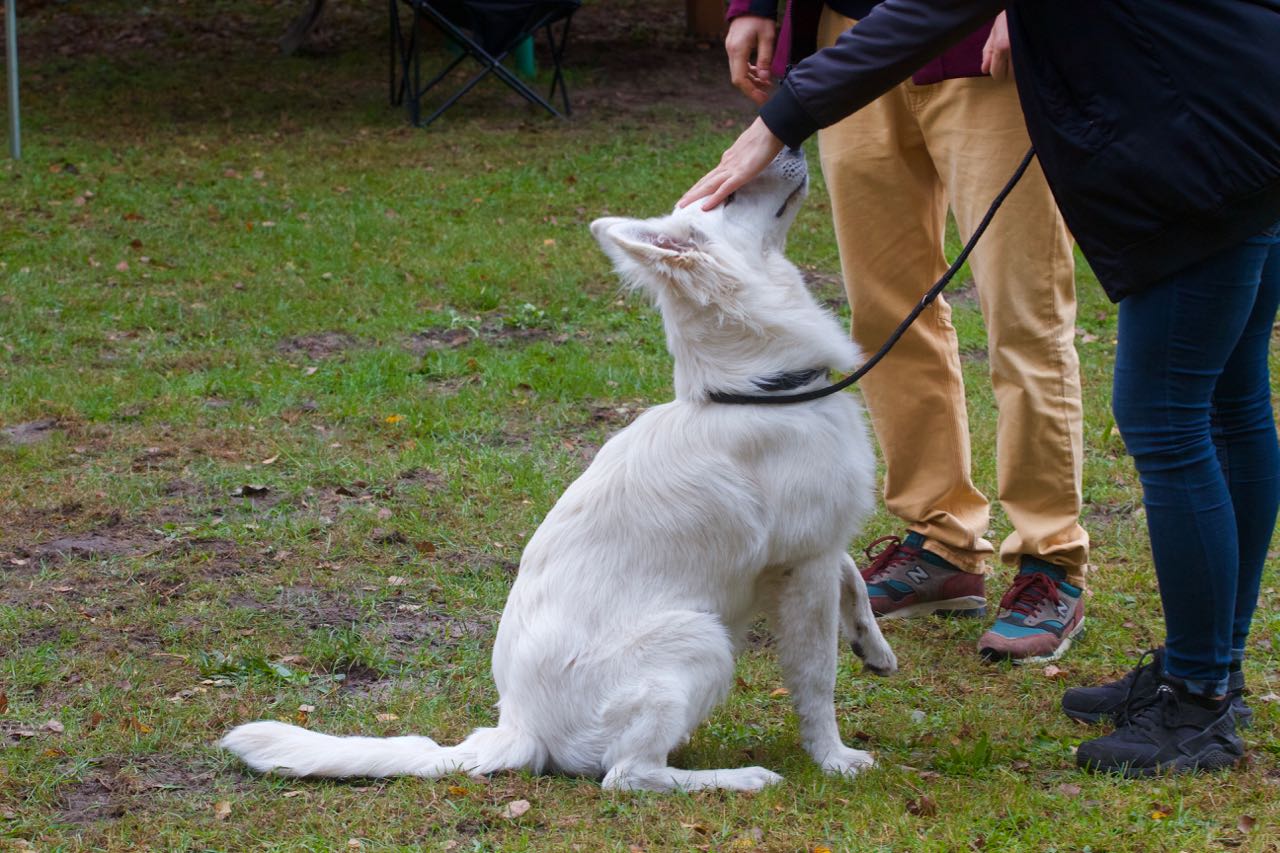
[1076,676,1244,777]
[1062,647,1252,727]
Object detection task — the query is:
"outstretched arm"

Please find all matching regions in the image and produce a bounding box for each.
[682,0,1006,209]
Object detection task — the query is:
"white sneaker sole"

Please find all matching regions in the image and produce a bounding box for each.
[1004,617,1087,666]
[876,596,987,620]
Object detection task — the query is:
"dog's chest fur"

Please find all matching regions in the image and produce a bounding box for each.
[501,393,873,646]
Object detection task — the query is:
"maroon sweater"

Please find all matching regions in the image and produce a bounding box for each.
[725,0,992,85]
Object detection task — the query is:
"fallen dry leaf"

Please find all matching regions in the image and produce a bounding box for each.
[769,687,790,697]
[447,785,469,797]
[376,713,399,722]
[502,799,531,819]
[387,576,408,587]
[1238,815,1256,833]
[907,795,939,817]
[1057,783,1082,797]
[42,719,65,734]
[120,717,153,734]
[213,800,232,820]
[1043,664,1066,679]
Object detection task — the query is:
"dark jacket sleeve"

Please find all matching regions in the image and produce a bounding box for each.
[760,0,1006,148]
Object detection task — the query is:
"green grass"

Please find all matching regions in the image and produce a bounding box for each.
[2,1,1280,850]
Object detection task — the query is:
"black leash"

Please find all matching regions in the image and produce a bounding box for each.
[709,147,1037,405]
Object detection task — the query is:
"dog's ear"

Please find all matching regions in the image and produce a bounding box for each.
[590,217,750,322]
[590,216,709,279]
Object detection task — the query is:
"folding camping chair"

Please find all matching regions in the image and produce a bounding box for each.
[389,0,579,127]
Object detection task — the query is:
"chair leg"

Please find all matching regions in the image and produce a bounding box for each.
[544,14,573,116]
[389,0,402,105]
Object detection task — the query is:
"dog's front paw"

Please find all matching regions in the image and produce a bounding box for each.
[818,746,876,779]
[719,766,786,791]
[854,640,898,677]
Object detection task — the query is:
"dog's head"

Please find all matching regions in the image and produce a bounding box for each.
[590,149,859,401]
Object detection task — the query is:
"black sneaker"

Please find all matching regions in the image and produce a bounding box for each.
[1062,647,1253,727]
[1075,677,1245,777]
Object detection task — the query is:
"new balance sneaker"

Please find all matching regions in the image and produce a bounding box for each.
[977,562,1084,664]
[1075,676,1245,777]
[1063,647,1253,728]
[859,532,986,619]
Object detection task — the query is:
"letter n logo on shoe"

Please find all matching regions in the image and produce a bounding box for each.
[906,564,930,585]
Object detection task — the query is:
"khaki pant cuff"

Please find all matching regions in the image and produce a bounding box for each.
[920,542,991,575]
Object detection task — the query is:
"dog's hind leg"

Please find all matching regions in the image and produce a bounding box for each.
[770,554,878,779]
[838,552,897,676]
[597,611,782,792]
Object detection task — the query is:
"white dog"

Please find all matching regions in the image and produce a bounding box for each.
[221,149,895,792]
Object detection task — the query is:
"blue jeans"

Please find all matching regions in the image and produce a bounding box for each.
[1113,220,1280,696]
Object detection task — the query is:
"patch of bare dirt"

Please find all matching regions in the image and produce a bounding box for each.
[2,531,256,609]
[406,328,474,352]
[380,608,494,648]
[277,331,361,360]
[1084,499,1145,526]
[588,402,642,429]
[231,584,496,650]
[802,269,848,310]
[396,467,445,490]
[176,537,256,581]
[403,319,585,355]
[57,755,223,826]
[946,277,979,304]
[437,551,519,578]
[19,531,164,563]
[0,418,61,446]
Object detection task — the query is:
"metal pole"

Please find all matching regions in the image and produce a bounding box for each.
[6,0,20,160]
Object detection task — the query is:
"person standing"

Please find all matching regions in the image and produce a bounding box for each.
[723,0,1090,664]
[687,0,1280,777]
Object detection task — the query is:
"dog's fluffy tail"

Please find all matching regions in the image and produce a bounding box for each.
[220,721,547,779]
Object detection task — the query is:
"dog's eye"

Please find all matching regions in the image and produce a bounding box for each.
[723,192,736,207]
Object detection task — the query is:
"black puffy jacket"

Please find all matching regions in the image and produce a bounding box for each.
[760,0,1280,301]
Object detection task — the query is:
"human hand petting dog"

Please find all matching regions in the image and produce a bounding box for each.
[679,117,785,211]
